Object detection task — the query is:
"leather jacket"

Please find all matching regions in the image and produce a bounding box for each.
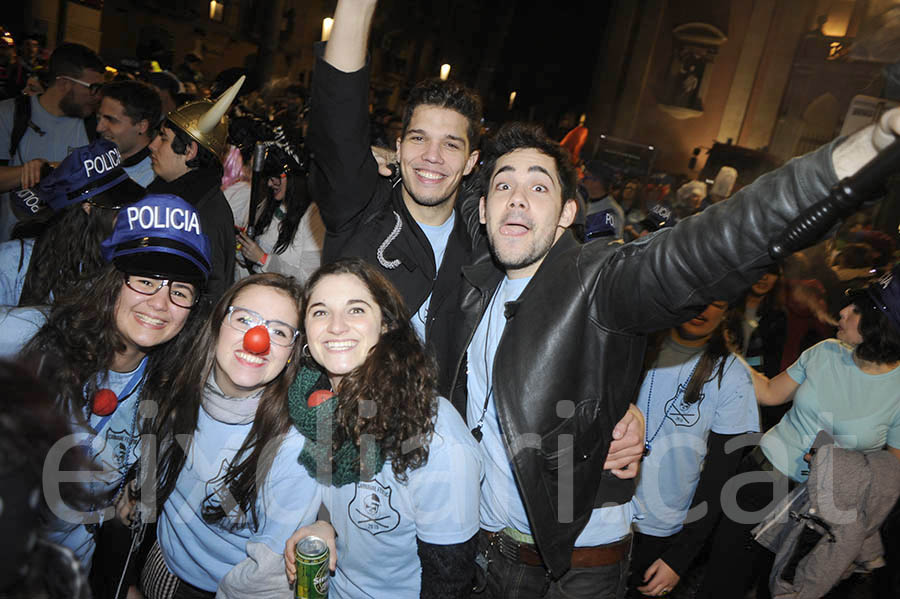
[449,139,840,577]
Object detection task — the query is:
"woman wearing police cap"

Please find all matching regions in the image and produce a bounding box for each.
[0,139,145,306]
[234,136,324,285]
[12,194,213,596]
[699,266,900,598]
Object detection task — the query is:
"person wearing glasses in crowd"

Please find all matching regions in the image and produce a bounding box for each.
[138,272,322,599]
[0,43,106,241]
[10,194,211,599]
[0,139,145,307]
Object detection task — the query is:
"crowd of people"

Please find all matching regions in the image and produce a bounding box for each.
[1,1,899,598]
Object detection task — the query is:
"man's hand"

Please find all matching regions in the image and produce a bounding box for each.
[833,106,900,180]
[637,558,680,597]
[284,520,337,583]
[604,404,644,478]
[371,145,396,177]
[21,159,48,189]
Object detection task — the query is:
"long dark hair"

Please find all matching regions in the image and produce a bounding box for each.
[642,305,738,405]
[147,273,304,532]
[19,264,208,422]
[301,258,437,482]
[16,204,118,306]
[253,173,311,255]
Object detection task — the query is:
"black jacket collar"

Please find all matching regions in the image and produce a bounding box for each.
[147,168,221,205]
[121,145,151,168]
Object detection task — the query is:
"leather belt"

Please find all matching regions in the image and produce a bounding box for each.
[483,529,631,568]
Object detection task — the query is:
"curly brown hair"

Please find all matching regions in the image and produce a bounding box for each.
[147,273,305,531]
[301,258,437,482]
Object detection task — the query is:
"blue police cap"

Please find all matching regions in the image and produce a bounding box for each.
[13,139,144,217]
[641,204,678,232]
[100,194,212,284]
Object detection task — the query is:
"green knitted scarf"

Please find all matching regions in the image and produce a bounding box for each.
[287,366,385,487]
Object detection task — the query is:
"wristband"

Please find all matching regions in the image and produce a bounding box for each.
[260,253,268,266]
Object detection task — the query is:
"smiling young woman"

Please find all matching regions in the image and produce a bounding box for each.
[15,194,212,594]
[140,273,322,599]
[284,258,483,599]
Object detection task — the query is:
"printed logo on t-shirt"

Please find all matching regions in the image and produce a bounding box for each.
[95,427,135,478]
[205,458,233,508]
[348,478,400,536]
[664,383,703,427]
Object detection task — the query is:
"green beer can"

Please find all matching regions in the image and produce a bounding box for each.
[295,535,329,599]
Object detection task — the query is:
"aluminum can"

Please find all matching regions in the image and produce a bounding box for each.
[295,535,329,598]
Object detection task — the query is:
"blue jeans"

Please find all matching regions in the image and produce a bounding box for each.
[472,531,630,599]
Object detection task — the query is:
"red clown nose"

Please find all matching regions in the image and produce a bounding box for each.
[243,325,270,354]
[92,389,118,416]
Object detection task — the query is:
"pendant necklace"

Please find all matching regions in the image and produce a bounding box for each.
[643,355,700,457]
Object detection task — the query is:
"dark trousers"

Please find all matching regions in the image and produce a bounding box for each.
[471,531,630,599]
[626,532,675,595]
[695,449,791,599]
[89,519,156,599]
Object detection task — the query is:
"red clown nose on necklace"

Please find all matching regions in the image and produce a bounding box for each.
[243,325,270,354]
[92,389,118,416]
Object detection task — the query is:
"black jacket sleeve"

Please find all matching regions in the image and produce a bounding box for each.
[591,139,841,335]
[417,534,477,599]
[659,431,744,576]
[307,47,381,241]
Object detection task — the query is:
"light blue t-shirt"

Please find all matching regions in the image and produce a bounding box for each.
[467,276,632,547]
[0,237,34,305]
[411,212,455,342]
[158,405,321,591]
[0,304,46,357]
[760,339,900,482]
[44,358,149,570]
[0,95,90,241]
[323,397,483,598]
[632,338,759,537]
[123,154,155,188]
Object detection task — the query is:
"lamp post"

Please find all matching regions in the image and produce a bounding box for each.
[440,63,451,81]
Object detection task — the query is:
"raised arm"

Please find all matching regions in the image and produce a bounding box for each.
[592,109,900,334]
[307,0,381,249]
[324,0,377,73]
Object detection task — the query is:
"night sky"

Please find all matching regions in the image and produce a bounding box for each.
[374,0,612,130]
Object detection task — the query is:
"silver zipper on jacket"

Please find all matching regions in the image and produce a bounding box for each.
[377,211,403,270]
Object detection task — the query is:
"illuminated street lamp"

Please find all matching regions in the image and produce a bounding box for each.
[440,63,451,81]
[209,1,224,22]
[322,17,334,42]
[508,91,517,110]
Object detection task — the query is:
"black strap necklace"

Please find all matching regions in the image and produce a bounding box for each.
[470,283,504,442]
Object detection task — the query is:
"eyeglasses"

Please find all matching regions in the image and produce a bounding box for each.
[124,275,198,308]
[57,75,104,95]
[226,306,299,347]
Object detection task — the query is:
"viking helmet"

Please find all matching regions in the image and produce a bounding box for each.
[166,75,245,162]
